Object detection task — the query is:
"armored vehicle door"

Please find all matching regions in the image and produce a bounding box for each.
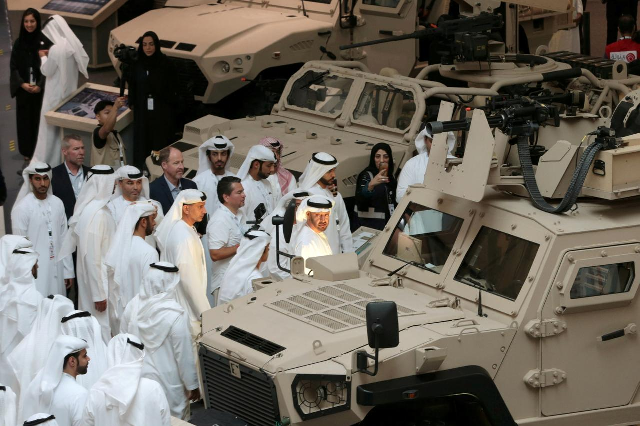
[350,0,418,75]
[539,244,640,415]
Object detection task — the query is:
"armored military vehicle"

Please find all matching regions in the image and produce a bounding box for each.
[196,83,640,424]
[108,0,572,116]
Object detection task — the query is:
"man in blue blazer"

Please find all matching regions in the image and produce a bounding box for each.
[51,135,90,220]
[150,146,198,214]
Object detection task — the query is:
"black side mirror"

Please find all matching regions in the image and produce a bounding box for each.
[282,199,296,243]
[357,301,399,376]
[272,200,297,273]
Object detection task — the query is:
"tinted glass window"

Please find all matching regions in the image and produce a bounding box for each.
[353,82,415,130]
[286,71,353,115]
[383,202,464,274]
[570,262,635,299]
[455,227,539,301]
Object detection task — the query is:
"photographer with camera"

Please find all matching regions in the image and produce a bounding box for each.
[127,31,178,169]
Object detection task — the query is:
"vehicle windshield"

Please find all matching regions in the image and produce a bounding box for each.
[286,70,353,116]
[352,82,416,130]
[383,202,464,274]
[454,226,539,301]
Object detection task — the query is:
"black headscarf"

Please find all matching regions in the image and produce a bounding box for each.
[18,8,43,47]
[137,31,164,66]
[366,143,395,182]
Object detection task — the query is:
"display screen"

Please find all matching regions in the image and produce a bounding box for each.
[42,0,110,16]
[55,87,127,119]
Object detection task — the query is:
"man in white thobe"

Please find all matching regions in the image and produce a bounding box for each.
[82,333,171,426]
[120,263,199,420]
[8,294,74,414]
[32,16,88,166]
[293,196,333,273]
[60,311,108,391]
[23,413,59,425]
[11,163,74,297]
[104,202,158,332]
[154,189,209,332]
[59,165,117,342]
[396,126,456,202]
[219,230,270,304]
[298,152,353,254]
[20,335,88,426]
[206,176,245,305]
[0,235,33,280]
[236,145,277,226]
[0,384,17,426]
[0,248,43,392]
[107,166,152,224]
[193,135,235,300]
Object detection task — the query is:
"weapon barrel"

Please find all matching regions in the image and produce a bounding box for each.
[427,115,504,134]
[339,30,429,50]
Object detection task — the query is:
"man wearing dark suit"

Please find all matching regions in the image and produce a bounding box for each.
[150,146,198,214]
[51,134,90,220]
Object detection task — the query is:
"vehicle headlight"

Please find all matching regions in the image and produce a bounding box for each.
[234,57,243,65]
[221,62,230,73]
[292,374,351,420]
[214,61,231,75]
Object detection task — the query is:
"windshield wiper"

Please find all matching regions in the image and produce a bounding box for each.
[387,258,419,277]
[460,277,488,318]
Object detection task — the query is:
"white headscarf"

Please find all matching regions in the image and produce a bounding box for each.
[91,334,144,422]
[0,235,33,281]
[235,145,276,180]
[414,126,457,158]
[0,248,41,353]
[153,189,206,252]
[0,385,17,426]
[295,195,333,225]
[8,294,74,410]
[15,162,52,205]
[104,202,157,308]
[127,262,184,352]
[60,310,108,390]
[59,165,116,259]
[42,15,88,79]
[298,152,338,190]
[219,230,270,303]
[21,335,87,420]
[197,135,235,175]
[23,413,59,426]
[112,166,150,200]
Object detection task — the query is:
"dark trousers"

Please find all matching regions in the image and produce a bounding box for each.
[607,0,639,45]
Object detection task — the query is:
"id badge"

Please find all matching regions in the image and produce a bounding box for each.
[49,236,55,260]
[147,97,154,111]
[388,204,395,216]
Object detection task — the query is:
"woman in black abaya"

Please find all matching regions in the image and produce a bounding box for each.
[10,8,50,168]
[128,31,178,169]
[354,143,397,230]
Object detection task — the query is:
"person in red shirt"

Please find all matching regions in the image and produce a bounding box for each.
[605,15,640,62]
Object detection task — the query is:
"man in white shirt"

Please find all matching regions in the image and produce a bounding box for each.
[104,202,159,332]
[120,263,199,420]
[12,163,74,297]
[293,196,333,272]
[154,189,210,333]
[236,145,276,226]
[107,165,151,224]
[21,335,89,426]
[298,152,353,254]
[206,176,245,305]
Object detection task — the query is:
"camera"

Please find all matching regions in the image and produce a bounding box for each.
[113,44,138,64]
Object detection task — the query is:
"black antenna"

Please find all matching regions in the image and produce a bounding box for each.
[300,0,308,17]
[477,288,483,317]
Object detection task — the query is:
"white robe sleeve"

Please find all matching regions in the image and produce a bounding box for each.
[10,200,29,236]
[81,394,96,426]
[170,314,199,391]
[86,215,112,302]
[40,47,59,77]
[175,239,210,317]
[335,194,353,253]
[58,206,75,279]
[150,380,172,426]
[70,390,88,426]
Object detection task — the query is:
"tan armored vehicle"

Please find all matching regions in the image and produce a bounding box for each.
[196,82,640,424]
[108,0,571,115]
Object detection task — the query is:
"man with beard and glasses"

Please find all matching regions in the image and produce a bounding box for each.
[21,335,89,426]
[298,153,353,255]
[11,162,74,297]
[293,196,334,273]
[236,145,276,226]
[103,202,159,332]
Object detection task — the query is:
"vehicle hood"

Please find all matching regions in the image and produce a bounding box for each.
[111,5,330,57]
[199,275,466,374]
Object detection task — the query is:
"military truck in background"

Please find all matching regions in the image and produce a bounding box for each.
[195,79,640,425]
[108,0,573,117]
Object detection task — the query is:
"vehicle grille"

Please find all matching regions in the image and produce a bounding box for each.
[199,347,280,426]
[167,57,208,97]
[221,326,285,356]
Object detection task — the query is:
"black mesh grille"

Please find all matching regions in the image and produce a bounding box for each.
[175,42,196,52]
[199,347,279,426]
[167,57,208,97]
[221,326,285,356]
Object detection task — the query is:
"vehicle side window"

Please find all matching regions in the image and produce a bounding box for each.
[353,82,415,129]
[362,0,401,7]
[454,226,539,301]
[286,71,353,116]
[570,262,635,299]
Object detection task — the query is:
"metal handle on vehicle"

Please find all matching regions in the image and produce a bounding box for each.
[451,318,479,328]
[597,323,637,342]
